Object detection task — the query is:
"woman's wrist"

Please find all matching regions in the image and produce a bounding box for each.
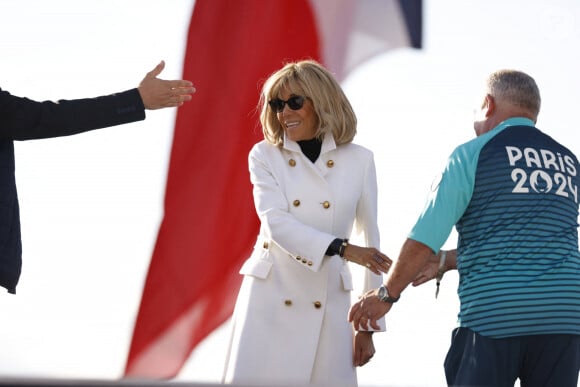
[326,238,348,258]
[338,239,349,259]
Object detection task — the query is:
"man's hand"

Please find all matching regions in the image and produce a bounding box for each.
[349,288,391,330]
[138,60,196,109]
[412,249,456,287]
[411,252,442,287]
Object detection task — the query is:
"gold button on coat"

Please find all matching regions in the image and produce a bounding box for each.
[288,159,296,167]
[322,201,330,209]
[307,261,313,266]
[326,160,334,168]
[284,300,292,306]
[313,301,322,309]
[263,241,269,249]
[293,199,300,207]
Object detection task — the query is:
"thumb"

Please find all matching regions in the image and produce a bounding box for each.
[147,60,165,79]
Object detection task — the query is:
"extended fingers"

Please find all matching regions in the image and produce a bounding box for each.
[350,305,371,329]
[369,317,381,330]
[412,273,429,287]
[163,84,195,106]
[358,314,370,330]
[366,251,391,274]
[355,349,374,367]
[348,302,364,326]
[167,79,194,89]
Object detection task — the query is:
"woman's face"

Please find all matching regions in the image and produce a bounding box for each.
[273,89,318,142]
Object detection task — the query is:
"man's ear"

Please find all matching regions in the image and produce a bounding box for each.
[483,94,495,117]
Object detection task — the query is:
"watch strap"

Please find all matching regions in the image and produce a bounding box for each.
[379,284,400,303]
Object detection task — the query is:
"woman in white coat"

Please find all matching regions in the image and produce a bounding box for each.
[223,60,391,386]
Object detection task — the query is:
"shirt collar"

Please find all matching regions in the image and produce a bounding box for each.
[492,117,535,133]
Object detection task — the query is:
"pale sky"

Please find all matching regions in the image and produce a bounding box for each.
[0,1,579,386]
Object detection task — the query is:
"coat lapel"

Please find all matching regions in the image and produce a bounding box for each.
[283,132,337,178]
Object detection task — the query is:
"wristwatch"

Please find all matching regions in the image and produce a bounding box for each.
[377,284,400,303]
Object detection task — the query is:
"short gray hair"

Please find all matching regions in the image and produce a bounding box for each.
[486,69,541,117]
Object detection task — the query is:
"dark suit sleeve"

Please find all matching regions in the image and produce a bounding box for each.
[0,87,146,140]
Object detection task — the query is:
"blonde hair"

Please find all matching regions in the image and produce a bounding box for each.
[258,60,357,146]
[486,69,541,118]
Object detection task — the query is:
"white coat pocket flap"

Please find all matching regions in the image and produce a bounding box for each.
[239,257,273,279]
[340,268,353,291]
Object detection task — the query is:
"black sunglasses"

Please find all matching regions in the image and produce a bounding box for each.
[268,95,306,113]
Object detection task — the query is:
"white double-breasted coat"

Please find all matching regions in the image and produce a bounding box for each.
[223,133,385,386]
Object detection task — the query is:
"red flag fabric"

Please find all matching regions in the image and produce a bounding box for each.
[124,0,321,378]
[125,0,421,378]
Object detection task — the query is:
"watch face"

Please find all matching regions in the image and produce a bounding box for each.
[378,285,386,300]
[378,285,398,303]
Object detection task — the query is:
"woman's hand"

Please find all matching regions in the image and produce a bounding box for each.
[353,331,375,367]
[343,243,391,275]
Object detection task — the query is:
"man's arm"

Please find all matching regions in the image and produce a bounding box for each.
[0,61,195,140]
[348,238,434,329]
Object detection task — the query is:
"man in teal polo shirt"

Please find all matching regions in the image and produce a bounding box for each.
[349,69,580,387]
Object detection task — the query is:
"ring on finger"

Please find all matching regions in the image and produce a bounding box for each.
[373,254,383,264]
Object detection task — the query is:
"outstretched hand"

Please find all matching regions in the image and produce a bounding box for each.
[138,60,196,110]
[343,244,391,275]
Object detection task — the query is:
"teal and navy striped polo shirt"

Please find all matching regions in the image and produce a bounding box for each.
[409,117,580,338]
